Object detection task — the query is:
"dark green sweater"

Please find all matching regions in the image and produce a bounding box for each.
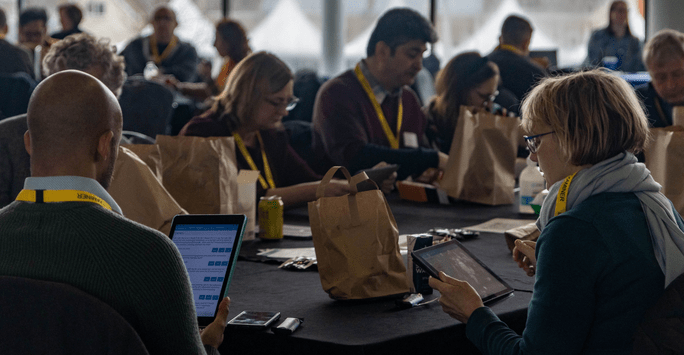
[467,192,669,354]
[0,201,207,355]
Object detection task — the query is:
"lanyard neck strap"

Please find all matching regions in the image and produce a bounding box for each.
[554,171,578,216]
[354,64,403,149]
[499,44,521,55]
[150,35,179,64]
[16,189,112,211]
[233,132,276,190]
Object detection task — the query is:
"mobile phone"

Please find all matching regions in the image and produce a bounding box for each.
[227,311,281,330]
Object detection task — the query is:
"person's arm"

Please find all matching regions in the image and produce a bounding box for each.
[265,180,349,206]
[349,144,440,180]
[586,31,604,68]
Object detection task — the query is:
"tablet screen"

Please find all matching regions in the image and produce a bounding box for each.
[413,240,513,303]
[172,223,241,317]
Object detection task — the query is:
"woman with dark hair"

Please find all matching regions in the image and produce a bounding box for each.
[586,0,644,72]
[179,52,353,206]
[169,18,251,101]
[424,51,500,153]
[51,4,84,40]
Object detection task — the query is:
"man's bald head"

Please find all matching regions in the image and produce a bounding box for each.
[26,70,122,187]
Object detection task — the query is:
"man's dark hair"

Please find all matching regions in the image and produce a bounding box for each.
[59,4,83,27]
[501,15,533,48]
[366,8,437,57]
[19,7,48,27]
[0,8,7,28]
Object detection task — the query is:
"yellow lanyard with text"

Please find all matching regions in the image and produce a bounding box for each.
[16,189,112,211]
[233,132,276,190]
[150,35,179,64]
[354,64,403,149]
[554,172,578,216]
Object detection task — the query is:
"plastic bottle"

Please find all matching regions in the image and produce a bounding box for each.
[143,61,159,80]
[519,156,545,214]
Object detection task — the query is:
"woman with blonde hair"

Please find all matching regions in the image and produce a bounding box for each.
[429,70,684,353]
[180,51,351,206]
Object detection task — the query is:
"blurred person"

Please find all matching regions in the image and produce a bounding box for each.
[180,52,388,206]
[636,29,684,128]
[0,33,126,208]
[311,8,447,181]
[121,5,198,82]
[0,70,230,355]
[167,18,251,101]
[51,3,84,40]
[18,7,57,79]
[585,1,644,72]
[0,7,33,77]
[429,70,684,354]
[488,15,547,104]
[424,52,501,153]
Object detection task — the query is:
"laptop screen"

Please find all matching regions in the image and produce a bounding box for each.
[172,222,241,317]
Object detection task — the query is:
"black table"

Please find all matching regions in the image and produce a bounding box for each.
[219,196,536,355]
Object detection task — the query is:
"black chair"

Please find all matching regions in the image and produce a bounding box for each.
[631,273,684,354]
[0,275,149,354]
[122,130,156,145]
[0,72,36,120]
[119,76,174,139]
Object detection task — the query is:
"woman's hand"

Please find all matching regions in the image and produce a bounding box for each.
[512,239,537,277]
[428,272,484,324]
[200,297,230,349]
[323,179,351,197]
[372,161,397,194]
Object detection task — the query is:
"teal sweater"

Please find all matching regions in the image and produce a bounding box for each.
[0,201,207,355]
[467,192,671,354]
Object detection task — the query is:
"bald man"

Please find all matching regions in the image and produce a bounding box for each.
[121,5,198,82]
[0,71,228,355]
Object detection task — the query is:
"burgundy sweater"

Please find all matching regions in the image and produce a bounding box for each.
[312,69,439,179]
[180,110,320,199]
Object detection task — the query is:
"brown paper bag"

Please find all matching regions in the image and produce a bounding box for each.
[440,106,520,205]
[109,147,187,235]
[123,144,163,181]
[309,166,410,300]
[504,222,540,253]
[644,126,684,215]
[155,135,238,215]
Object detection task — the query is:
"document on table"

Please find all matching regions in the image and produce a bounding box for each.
[463,218,537,234]
[257,248,317,259]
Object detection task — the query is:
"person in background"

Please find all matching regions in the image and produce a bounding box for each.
[167,18,251,102]
[429,70,684,354]
[121,5,198,82]
[18,7,56,79]
[585,0,644,72]
[488,15,546,107]
[0,70,230,355]
[311,8,447,180]
[0,33,126,208]
[636,29,684,128]
[51,3,84,40]
[0,8,33,77]
[180,51,365,206]
[424,52,500,153]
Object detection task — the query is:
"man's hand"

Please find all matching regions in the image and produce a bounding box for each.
[428,272,484,323]
[201,297,230,349]
[372,161,396,194]
[512,240,537,277]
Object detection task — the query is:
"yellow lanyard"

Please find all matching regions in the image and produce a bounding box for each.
[150,35,179,64]
[233,132,276,190]
[554,172,578,216]
[499,44,520,54]
[354,64,403,149]
[16,189,112,211]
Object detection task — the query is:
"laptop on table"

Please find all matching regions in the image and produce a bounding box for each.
[169,214,247,328]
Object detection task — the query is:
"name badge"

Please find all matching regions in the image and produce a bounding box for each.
[403,132,419,148]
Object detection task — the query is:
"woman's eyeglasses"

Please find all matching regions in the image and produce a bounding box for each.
[523,131,554,154]
[266,97,300,111]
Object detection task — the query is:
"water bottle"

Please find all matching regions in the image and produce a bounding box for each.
[519,157,545,214]
[143,61,159,80]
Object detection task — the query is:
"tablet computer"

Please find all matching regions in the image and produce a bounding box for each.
[169,214,247,327]
[411,239,513,305]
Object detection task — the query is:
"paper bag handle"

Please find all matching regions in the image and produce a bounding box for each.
[317,166,355,199]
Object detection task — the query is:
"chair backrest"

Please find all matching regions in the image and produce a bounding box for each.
[0,276,149,355]
[119,77,174,139]
[631,273,684,354]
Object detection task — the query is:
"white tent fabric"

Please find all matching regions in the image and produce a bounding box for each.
[249,0,322,56]
[169,0,217,60]
[343,0,410,60]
